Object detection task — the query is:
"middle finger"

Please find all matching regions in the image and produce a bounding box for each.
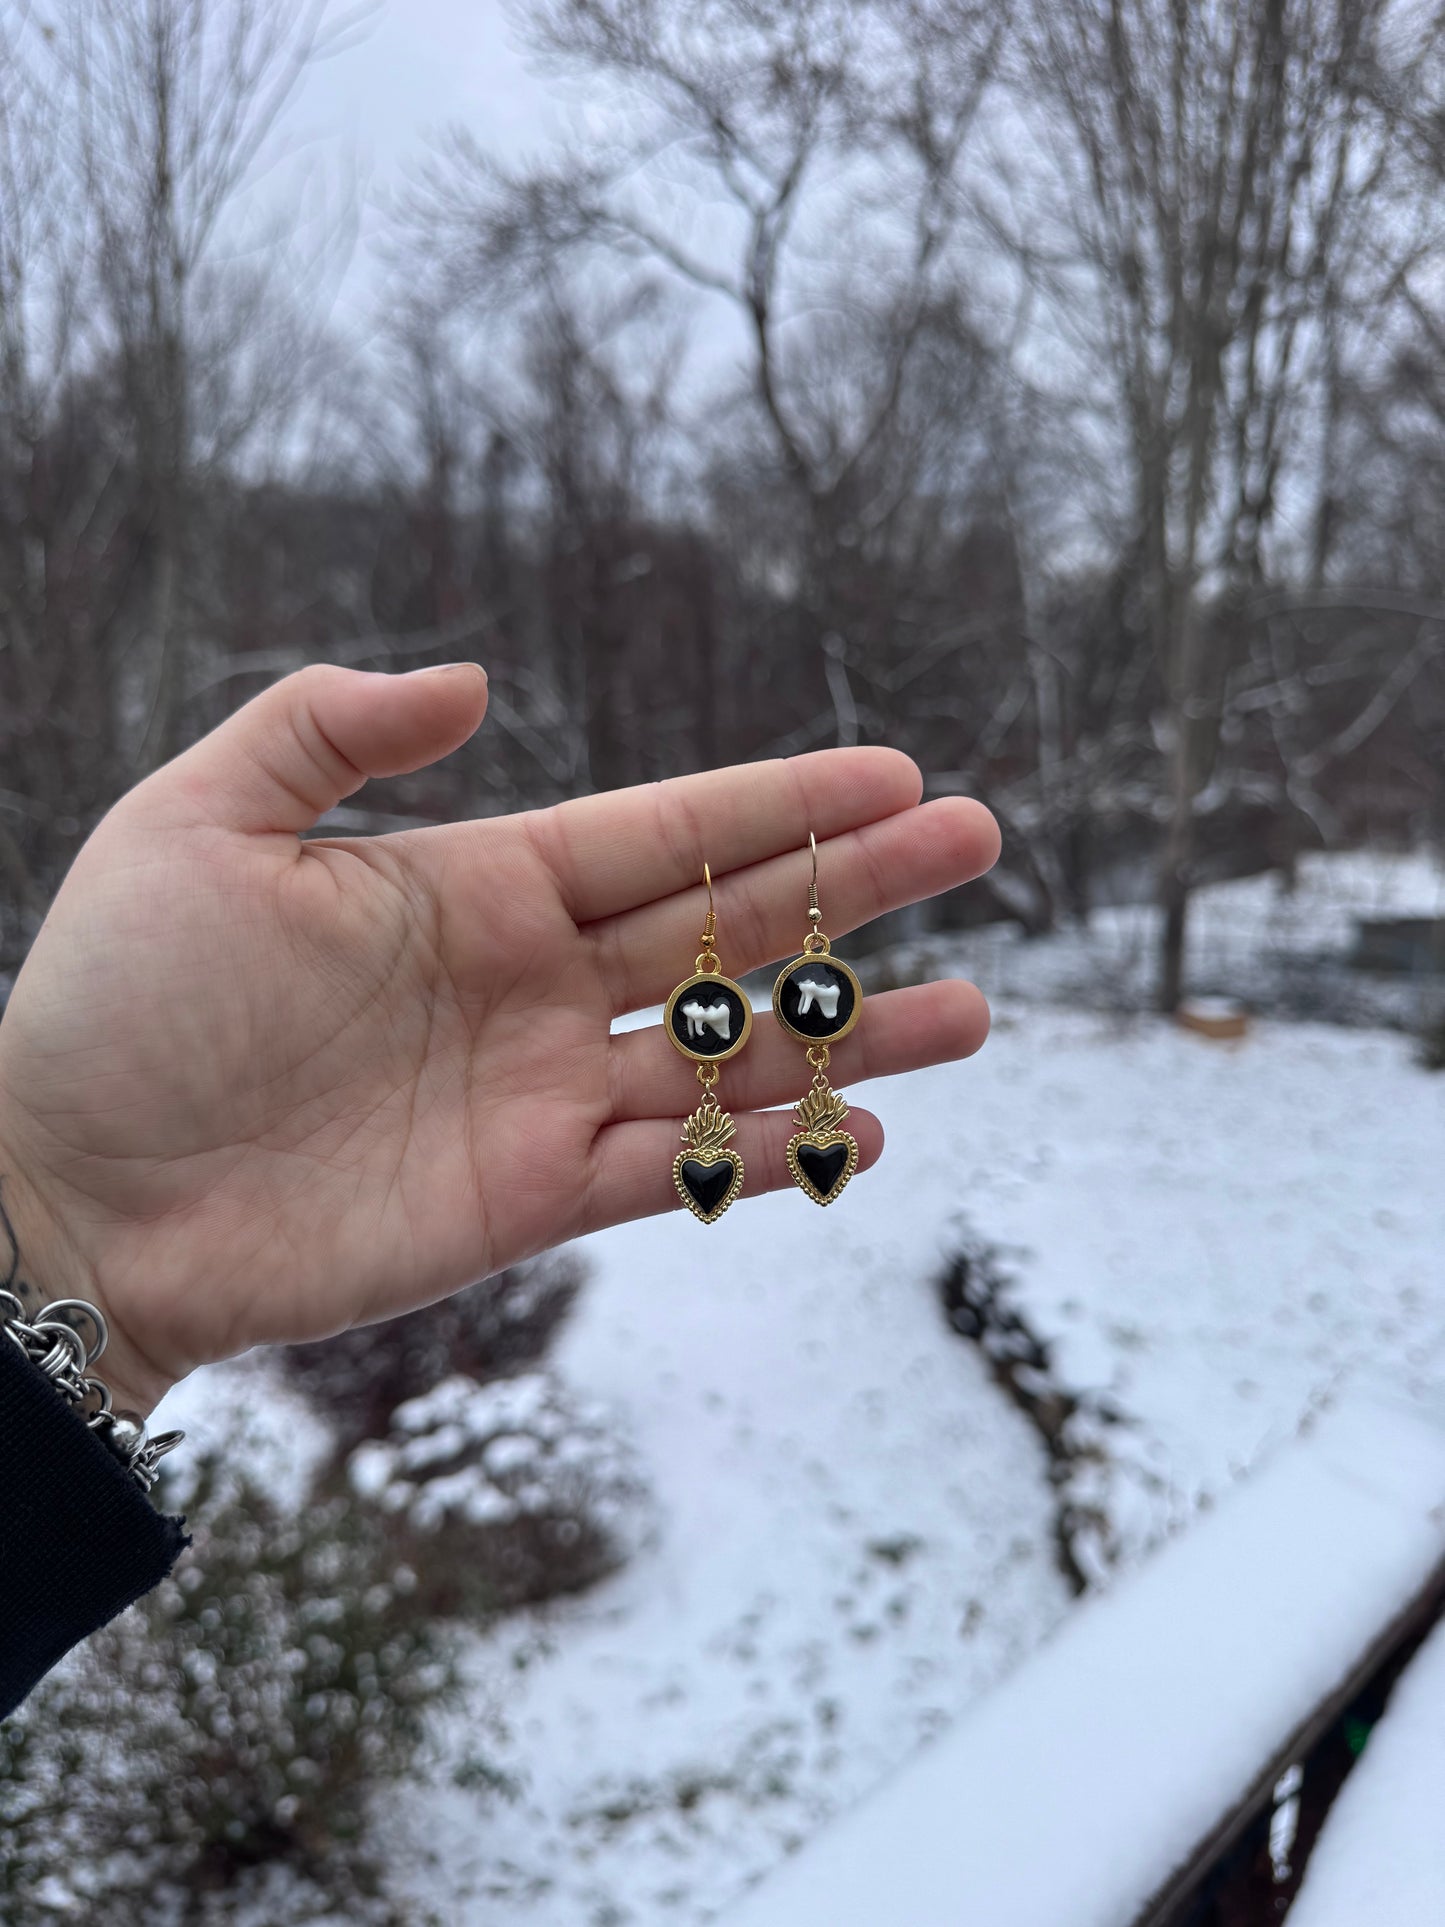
[586,795,998,1016]
[607,979,991,1122]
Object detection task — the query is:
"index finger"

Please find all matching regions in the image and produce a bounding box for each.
[523,748,922,925]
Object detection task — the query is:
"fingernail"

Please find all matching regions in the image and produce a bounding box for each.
[408,662,487,682]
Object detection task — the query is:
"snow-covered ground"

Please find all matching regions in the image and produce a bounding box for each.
[950,1007,1444,1503]
[153,848,1445,1925]
[377,1146,1072,1922]
[903,848,1445,1030]
[725,1398,1445,1927]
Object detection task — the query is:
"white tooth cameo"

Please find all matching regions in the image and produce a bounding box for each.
[793,976,841,1020]
[681,998,732,1042]
[667,972,752,1063]
[774,951,859,1045]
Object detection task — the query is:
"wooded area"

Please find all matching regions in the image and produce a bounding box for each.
[2,0,1443,1004]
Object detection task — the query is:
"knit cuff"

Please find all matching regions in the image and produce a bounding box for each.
[0,1334,188,1719]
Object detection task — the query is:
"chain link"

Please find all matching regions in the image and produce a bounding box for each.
[0,1288,184,1494]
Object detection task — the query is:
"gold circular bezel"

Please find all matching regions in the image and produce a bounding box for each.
[771,953,863,1044]
[664,972,754,1063]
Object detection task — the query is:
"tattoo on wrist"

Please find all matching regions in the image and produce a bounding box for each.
[0,1183,46,1316]
[1,1177,186,1488]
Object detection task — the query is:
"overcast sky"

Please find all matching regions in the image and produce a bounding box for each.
[255,1,1075,439]
[302,0,551,178]
[267,0,760,401]
[272,0,561,321]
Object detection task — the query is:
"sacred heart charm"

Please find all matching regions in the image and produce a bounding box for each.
[674,1091,744,1224]
[785,1079,858,1207]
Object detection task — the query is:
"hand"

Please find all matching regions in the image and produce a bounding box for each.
[0,665,997,1415]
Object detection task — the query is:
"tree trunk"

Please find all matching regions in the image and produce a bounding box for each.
[1159,868,1190,1015]
[1062,817,1092,924]
[582,538,627,793]
[1158,605,1205,1013]
[136,323,188,778]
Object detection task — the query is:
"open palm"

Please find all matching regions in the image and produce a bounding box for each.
[0,665,996,1414]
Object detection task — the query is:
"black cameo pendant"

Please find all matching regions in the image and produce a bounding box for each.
[665,972,754,1062]
[771,954,862,1044]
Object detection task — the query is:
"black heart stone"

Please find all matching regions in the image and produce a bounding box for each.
[680,1156,736,1215]
[797,1140,850,1198]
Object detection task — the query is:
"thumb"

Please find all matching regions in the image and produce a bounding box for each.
[139,663,490,835]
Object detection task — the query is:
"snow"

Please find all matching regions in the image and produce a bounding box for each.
[1177,994,1246,1020]
[347,1370,644,1538]
[382,1007,1442,1916]
[150,1351,332,1511]
[1288,1612,1445,1927]
[146,850,1445,1925]
[392,1371,557,1439]
[944,1007,1445,1516]
[381,1187,1071,1923]
[722,1397,1445,1927]
[909,848,1445,1027]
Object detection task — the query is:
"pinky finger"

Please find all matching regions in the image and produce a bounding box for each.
[584,1106,885,1233]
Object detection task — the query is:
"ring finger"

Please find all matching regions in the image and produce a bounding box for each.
[607,978,989,1122]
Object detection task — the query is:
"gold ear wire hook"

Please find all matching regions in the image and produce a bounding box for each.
[803,832,829,953]
[702,863,717,947]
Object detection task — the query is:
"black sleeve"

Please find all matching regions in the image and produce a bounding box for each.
[0,1335,188,1719]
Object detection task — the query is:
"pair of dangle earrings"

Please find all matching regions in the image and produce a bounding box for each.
[664,835,863,1224]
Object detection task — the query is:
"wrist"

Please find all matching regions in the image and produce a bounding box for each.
[0,1142,170,1420]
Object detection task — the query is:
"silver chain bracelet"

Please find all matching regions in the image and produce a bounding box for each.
[0,1288,184,1494]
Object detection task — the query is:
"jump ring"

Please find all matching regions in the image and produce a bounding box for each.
[81,1377,114,1419]
[40,1298,109,1365]
[33,1323,88,1379]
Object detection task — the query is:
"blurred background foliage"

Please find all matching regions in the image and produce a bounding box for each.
[0,1252,646,1923]
[1,1460,459,1925]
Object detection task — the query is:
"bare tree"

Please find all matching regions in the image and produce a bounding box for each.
[7,0,1441,980]
[1007,0,1445,1004]
[405,0,1011,752]
[0,6,118,934]
[0,0,358,959]
[56,0,356,767]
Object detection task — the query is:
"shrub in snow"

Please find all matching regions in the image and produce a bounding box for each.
[286,1254,650,1617]
[348,1370,650,1617]
[939,1231,1167,1588]
[0,1457,460,1926]
[282,1254,585,1450]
